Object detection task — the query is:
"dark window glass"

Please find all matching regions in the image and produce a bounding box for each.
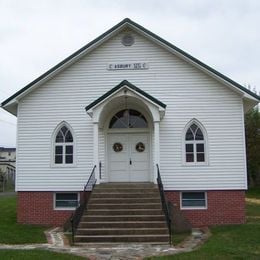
[55,146,63,154]
[61,126,68,135]
[195,128,204,140]
[186,144,193,153]
[182,192,206,207]
[190,124,198,133]
[185,129,194,140]
[197,153,205,162]
[66,145,73,154]
[186,153,194,162]
[196,144,204,153]
[55,132,64,143]
[55,193,78,208]
[182,200,206,207]
[56,193,78,200]
[65,155,73,164]
[55,155,63,164]
[182,192,205,200]
[56,200,78,207]
[65,131,73,142]
[109,109,147,128]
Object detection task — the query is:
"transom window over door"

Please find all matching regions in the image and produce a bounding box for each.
[54,125,74,164]
[184,121,207,164]
[109,109,148,128]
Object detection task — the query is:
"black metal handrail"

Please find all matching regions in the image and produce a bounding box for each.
[156,164,172,244]
[70,165,97,244]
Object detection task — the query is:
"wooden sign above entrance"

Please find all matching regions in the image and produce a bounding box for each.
[107,63,149,70]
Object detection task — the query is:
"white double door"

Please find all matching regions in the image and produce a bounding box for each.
[108,133,150,182]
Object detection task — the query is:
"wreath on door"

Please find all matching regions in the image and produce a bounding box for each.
[136,142,145,152]
[113,143,123,152]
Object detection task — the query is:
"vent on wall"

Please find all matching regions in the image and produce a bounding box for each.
[121,34,135,46]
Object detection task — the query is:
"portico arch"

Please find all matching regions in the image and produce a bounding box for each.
[85,80,166,184]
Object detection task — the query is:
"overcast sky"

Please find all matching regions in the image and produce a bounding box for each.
[1,0,260,147]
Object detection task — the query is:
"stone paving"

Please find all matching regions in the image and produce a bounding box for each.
[0,227,210,259]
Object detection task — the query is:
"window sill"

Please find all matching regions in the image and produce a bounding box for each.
[181,207,207,210]
[51,164,77,168]
[54,207,77,211]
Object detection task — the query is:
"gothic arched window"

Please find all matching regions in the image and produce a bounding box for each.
[184,121,207,163]
[54,124,74,164]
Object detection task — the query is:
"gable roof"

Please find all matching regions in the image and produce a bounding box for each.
[85,80,166,112]
[1,18,259,113]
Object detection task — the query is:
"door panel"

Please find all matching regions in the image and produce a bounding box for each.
[129,134,149,182]
[108,134,129,182]
[108,133,149,182]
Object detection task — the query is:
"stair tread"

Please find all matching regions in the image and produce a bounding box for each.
[84,215,164,217]
[80,221,166,223]
[77,228,168,230]
[87,209,162,211]
[75,234,169,238]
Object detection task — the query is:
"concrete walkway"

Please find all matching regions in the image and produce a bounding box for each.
[0,191,16,196]
[0,227,210,259]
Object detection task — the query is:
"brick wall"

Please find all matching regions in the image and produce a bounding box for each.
[165,190,246,227]
[17,192,75,226]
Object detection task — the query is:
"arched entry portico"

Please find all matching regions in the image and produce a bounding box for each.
[85,80,166,184]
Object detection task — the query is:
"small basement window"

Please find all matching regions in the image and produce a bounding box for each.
[54,193,79,210]
[181,192,207,209]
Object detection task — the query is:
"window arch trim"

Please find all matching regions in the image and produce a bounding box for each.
[182,119,208,166]
[51,121,76,167]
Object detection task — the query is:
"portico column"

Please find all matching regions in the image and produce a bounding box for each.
[93,122,100,184]
[154,121,160,183]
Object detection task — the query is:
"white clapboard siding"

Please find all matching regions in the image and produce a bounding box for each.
[16,29,246,191]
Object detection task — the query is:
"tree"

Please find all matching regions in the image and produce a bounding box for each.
[245,106,260,187]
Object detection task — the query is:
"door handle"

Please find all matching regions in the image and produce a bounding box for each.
[130,159,132,165]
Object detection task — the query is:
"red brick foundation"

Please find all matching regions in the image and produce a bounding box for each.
[17,192,75,226]
[17,190,245,227]
[166,190,246,227]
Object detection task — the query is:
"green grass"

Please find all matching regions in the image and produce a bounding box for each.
[0,195,47,244]
[246,188,260,199]
[0,249,84,259]
[246,201,260,220]
[147,188,260,259]
[148,225,260,260]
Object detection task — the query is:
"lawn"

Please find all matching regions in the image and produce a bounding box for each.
[147,188,260,259]
[0,195,47,244]
[0,249,84,259]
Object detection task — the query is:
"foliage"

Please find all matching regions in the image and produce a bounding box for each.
[245,106,260,187]
[0,195,47,244]
[0,250,84,260]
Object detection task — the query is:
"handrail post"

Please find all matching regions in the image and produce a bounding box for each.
[156,163,172,244]
[69,165,97,244]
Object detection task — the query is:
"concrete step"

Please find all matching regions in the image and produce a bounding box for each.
[91,193,160,199]
[93,188,158,194]
[74,234,169,243]
[87,203,162,210]
[89,197,161,204]
[78,221,168,229]
[82,215,165,222]
[86,209,164,216]
[96,183,156,189]
[76,228,169,236]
